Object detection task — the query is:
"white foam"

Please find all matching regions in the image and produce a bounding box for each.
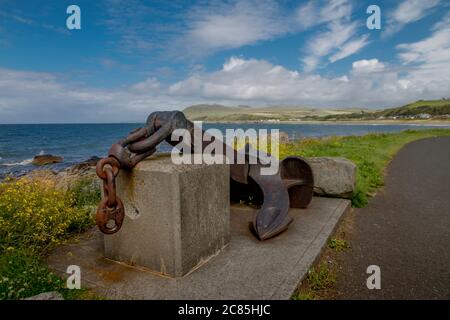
[2,158,33,166]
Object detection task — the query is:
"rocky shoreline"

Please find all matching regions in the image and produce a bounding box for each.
[3,152,357,199]
[0,155,102,191]
[1,155,100,177]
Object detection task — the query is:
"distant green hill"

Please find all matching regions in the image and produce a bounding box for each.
[378,99,450,117]
[183,104,365,121]
[316,99,450,121]
[183,100,450,122]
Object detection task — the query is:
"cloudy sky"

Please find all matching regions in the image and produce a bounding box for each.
[0,0,449,123]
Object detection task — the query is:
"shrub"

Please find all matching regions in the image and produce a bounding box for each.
[69,176,101,208]
[0,178,94,254]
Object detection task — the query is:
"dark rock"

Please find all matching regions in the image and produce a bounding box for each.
[70,156,101,172]
[32,154,63,166]
[83,156,101,166]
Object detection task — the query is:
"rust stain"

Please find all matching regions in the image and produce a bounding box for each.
[90,266,125,283]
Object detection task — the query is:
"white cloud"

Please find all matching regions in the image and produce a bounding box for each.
[296,0,352,28]
[393,0,440,24]
[223,57,247,72]
[300,0,370,71]
[329,35,370,63]
[100,0,368,64]
[168,56,448,108]
[396,16,450,92]
[352,59,385,73]
[0,10,70,35]
[130,77,160,93]
[0,68,196,123]
[2,35,450,123]
[177,0,288,56]
[295,1,319,29]
[385,0,441,36]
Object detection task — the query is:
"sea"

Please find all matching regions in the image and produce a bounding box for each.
[1,122,449,178]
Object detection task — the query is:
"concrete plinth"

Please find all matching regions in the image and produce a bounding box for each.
[47,197,350,299]
[104,154,230,277]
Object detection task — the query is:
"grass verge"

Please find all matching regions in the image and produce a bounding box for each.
[292,226,353,300]
[280,128,450,207]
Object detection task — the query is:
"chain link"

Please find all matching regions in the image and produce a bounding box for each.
[95,157,124,234]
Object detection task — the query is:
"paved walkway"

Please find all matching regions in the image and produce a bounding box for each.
[47,198,349,299]
[336,136,450,299]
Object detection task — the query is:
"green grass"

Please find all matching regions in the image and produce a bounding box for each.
[0,175,100,300]
[70,176,102,208]
[0,249,64,300]
[306,263,336,290]
[292,262,336,300]
[328,238,350,252]
[318,99,450,120]
[292,291,315,300]
[280,129,450,207]
[402,99,450,108]
[0,249,102,300]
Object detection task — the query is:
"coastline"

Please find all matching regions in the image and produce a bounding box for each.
[2,122,450,179]
[199,119,450,126]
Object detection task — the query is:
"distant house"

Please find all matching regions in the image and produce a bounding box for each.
[417,113,431,119]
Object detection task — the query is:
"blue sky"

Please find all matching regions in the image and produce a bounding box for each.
[0,0,449,123]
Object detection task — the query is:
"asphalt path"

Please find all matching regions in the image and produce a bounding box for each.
[336,136,450,299]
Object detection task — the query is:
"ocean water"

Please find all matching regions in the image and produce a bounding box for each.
[0,122,448,177]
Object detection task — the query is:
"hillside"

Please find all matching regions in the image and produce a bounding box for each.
[183,100,450,122]
[183,104,365,121]
[314,99,450,121]
[378,99,450,117]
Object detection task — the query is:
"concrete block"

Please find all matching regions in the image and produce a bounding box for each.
[104,154,230,277]
[47,197,350,299]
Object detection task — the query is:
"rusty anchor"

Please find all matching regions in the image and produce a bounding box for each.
[96,111,313,240]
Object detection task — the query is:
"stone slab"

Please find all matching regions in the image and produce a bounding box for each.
[46,197,350,300]
[104,154,230,277]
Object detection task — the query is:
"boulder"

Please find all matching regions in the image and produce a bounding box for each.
[24,291,64,300]
[307,157,356,199]
[82,156,101,167]
[32,154,63,166]
[69,156,101,172]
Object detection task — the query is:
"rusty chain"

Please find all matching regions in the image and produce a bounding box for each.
[94,111,314,240]
[95,124,157,234]
[95,156,124,234]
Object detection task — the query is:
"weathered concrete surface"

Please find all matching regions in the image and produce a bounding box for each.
[307,157,356,199]
[24,291,64,300]
[104,154,230,277]
[46,197,350,300]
